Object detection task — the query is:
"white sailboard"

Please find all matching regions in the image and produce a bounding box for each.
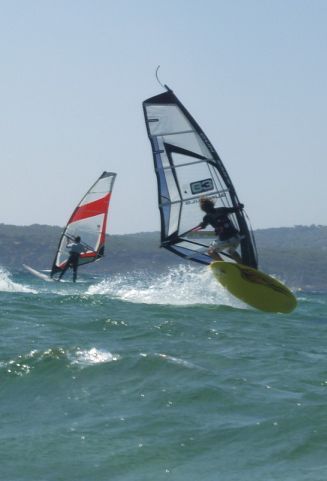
[23,264,53,282]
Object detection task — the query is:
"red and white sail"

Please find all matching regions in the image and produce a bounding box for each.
[51,172,116,274]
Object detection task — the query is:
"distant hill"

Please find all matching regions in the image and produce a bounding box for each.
[255,226,327,291]
[1,223,327,291]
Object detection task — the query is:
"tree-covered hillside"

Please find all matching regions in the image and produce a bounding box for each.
[1,224,326,291]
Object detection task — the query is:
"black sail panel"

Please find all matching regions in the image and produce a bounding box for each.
[143,87,258,268]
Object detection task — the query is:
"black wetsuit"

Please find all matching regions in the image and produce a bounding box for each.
[200,207,239,240]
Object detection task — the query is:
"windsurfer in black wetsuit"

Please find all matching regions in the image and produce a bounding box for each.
[198,196,243,263]
[58,236,87,282]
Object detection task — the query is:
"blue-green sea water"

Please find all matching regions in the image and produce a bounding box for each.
[1,264,326,481]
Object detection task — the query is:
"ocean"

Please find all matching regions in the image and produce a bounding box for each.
[0,264,326,481]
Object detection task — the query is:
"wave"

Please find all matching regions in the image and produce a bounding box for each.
[86,264,246,308]
[68,347,120,367]
[0,347,120,377]
[5,263,248,309]
[0,266,37,293]
[150,352,202,370]
[1,346,204,379]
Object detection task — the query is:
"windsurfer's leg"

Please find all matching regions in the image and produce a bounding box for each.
[59,257,72,280]
[59,266,68,280]
[72,255,79,282]
[209,237,242,263]
[208,239,224,261]
[73,266,77,282]
[227,237,242,263]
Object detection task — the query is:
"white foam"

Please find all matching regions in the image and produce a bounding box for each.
[70,347,120,367]
[86,264,245,308]
[0,267,37,293]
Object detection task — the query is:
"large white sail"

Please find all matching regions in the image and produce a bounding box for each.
[143,87,257,268]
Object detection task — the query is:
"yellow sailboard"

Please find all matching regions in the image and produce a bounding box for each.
[210,261,297,313]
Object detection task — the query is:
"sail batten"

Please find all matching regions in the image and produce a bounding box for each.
[143,87,258,268]
[51,171,116,275]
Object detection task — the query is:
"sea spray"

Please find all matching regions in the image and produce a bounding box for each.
[0,266,36,294]
[86,264,247,308]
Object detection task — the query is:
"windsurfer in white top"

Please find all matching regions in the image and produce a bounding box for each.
[58,236,87,282]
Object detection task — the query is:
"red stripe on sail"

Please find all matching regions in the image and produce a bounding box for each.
[68,193,111,224]
[58,251,96,268]
[80,252,97,258]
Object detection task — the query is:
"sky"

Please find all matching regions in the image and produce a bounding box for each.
[0,0,326,234]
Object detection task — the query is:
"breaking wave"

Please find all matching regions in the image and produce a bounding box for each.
[0,347,120,377]
[86,264,246,308]
[0,266,36,294]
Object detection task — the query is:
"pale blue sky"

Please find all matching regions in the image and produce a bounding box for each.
[1,0,326,234]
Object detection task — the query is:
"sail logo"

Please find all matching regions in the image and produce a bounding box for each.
[190,178,214,195]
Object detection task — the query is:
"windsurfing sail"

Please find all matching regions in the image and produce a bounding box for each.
[50,171,116,276]
[143,86,258,268]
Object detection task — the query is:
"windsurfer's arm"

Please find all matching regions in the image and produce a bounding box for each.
[199,215,209,229]
[217,204,244,215]
[77,242,96,254]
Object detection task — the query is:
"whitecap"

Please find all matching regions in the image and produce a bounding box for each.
[86,264,245,308]
[0,266,36,293]
[69,347,120,367]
